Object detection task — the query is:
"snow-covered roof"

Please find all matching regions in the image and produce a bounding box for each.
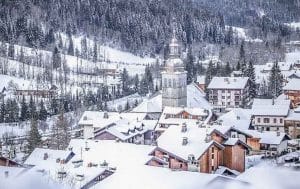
[244,130,290,145]
[237,165,300,189]
[196,75,205,84]
[78,111,147,129]
[132,83,212,114]
[24,148,73,166]
[217,108,252,130]
[163,106,208,116]
[285,109,300,121]
[215,166,240,177]
[157,123,223,160]
[263,62,292,72]
[207,77,249,89]
[283,79,300,91]
[95,119,157,141]
[96,165,242,189]
[252,98,290,116]
[0,166,26,179]
[132,94,162,113]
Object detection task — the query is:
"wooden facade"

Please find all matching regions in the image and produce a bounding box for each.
[0,157,22,167]
[223,145,246,173]
[284,90,300,108]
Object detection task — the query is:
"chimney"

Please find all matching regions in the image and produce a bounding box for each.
[43,153,48,160]
[277,131,281,137]
[181,123,187,133]
[182,137,188,145]
[205,134,211,143]
[272,98,275,105]
[103,112,109,119]
[4,171,9,178]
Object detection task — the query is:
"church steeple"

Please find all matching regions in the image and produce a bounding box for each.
[169,29,180,58]
[161,26,187,108]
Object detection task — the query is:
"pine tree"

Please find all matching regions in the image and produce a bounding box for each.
[20,96,28,121]
[67,36,74,56]
[121,68,130,96]
[268,62,283,97]
[38,100,48,121]
[28,96,36,119]
[246,60,257,98]
[50,107,70,150]
[52,46,61,69]
[93,40,98,63]
[125,100,130,111]
[205,61,214,99]
[134,74,139,93]
[236,61,241,71]
[8,43,15,59]
[185,46,195,84]
[0,99,5,123]
[27,118,41,153]
[224,62,232,76]
[239,40,246,63]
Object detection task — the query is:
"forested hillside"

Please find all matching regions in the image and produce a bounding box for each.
[1,0,299,56]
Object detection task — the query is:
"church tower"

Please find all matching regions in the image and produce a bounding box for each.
[162,32,187,108]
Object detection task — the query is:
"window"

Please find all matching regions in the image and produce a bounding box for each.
[280,119,283,124]
[274,118,277,123]
[222,96,225,99]
[212,154,214,160]
[263,118,270,123]
[257,118,261,123]
[168,79,172,87]
[164,78,167,87]
[173,79,176,88]
[211,147,214,153]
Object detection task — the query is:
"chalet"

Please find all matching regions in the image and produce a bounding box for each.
[15,85,58,101]
[207,77,250,112]
[245,130,290,157]
[285,107,300,139]
[148,122,250,173]
[283,79,300,108]
[24,143,115,189]
[262,62,292,73]
[93,119,157,145]
[78,111,156,144]
[251,98,291,132]
[156,106,209,134]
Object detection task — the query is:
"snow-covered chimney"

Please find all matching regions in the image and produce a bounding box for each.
[43,153,48,160]
[103,112,109,119]
[181,123,187,133]
[277,131,281,137]
[205,134,212,143]
[4,171,9,178]
[182,137,188,145]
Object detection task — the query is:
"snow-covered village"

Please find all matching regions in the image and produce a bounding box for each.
[1,1,300,189]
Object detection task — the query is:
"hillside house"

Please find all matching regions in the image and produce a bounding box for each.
[251,98,291,132]
[283,79,300,108]
[148,122,250,173]
[285,107,300,139]
[207,77,250,112]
